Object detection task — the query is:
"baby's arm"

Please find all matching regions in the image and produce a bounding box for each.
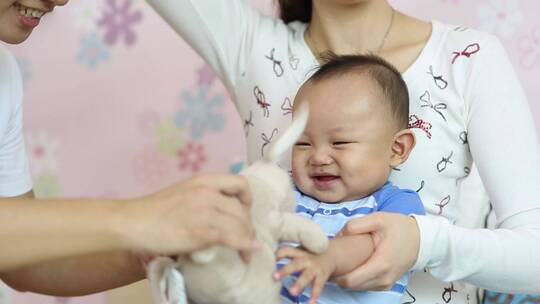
[275,234,374,304]
[325,234,375,277]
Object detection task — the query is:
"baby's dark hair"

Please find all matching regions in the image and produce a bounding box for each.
[307,53,410,129]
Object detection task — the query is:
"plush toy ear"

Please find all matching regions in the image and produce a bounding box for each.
[390,129,416,168]
[266,101,309,162]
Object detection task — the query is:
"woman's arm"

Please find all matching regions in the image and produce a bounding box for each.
[412,34,540,293]
[337,35,540,293]
[146,0,264,91]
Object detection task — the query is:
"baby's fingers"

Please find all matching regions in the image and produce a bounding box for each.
[274,258,305,281]
[309,275,326,304]
[289,268,314,296]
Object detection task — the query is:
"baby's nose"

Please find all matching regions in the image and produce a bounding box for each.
[309,148,333,166]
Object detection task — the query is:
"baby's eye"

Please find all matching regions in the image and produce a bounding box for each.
[333,141,351,146]
[295,142,311,147]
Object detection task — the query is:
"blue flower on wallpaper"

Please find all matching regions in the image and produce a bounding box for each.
[15,57,32,88]
[77,33,109,68]
[174,86,226,140]
[229,160,245,174]
[98,0,143,47]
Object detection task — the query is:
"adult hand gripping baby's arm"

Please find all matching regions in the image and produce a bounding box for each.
[334,212,420,291]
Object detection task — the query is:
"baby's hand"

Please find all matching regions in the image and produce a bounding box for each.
[274,247,336,304]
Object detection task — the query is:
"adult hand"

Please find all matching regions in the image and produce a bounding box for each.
[123,174,257,261]
[334,212,420,291]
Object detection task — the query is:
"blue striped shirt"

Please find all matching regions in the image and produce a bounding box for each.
[279,182,425,304]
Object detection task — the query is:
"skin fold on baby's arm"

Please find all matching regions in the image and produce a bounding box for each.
[274,233,374,304]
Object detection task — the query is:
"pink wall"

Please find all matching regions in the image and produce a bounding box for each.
[3,0,539,303]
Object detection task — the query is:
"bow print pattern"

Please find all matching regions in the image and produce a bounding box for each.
[281,97,293,115]
[265,48,284,77]
[409,115,433,139]
[261,128,279,157]
[452,43,480,64]
[253,86,271,118]
[420,91,448,122]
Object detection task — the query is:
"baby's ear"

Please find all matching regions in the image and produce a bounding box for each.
[390,129,416,168]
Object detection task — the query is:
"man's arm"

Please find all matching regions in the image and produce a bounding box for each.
[0,174,256,296]
[1,251,145,296]
[0,192,145,296]
[0,196,133,272]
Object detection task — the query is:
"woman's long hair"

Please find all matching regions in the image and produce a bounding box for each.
[277,0,312,23]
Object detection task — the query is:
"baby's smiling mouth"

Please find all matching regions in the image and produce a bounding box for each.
[313,175,339,182]
[311,174,340,189]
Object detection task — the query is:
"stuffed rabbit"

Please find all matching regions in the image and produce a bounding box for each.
[147,103,328,304]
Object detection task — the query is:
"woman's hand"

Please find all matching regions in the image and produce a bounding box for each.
[123,174,257,261]
[334,212,420,291]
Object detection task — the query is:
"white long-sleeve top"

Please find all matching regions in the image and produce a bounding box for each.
[146,1,540,302]
[0,44,32,197]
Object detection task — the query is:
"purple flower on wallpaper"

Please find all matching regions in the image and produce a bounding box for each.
[518,27,540,69]
[77,32,109,68]
[98,0,143,47]
[174,86,226,140]
[197,64,217,87]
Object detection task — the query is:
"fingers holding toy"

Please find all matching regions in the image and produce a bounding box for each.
[126,174,258,259]
[186,174,253,208]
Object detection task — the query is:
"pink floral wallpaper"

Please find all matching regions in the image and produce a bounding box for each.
[3,0,539,303]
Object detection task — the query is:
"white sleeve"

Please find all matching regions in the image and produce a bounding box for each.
[0,100,32,197]
[146,0,263,93]
[0,48,33,197]
[412,36,540,293]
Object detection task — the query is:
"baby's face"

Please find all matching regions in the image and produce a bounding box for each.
[292,75,397,203]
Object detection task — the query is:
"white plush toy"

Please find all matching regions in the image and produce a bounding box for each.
[147,103,329,304]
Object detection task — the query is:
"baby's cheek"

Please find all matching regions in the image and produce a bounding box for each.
[291,153,304,178]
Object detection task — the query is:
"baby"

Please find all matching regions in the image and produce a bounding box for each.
[275,54,425,304]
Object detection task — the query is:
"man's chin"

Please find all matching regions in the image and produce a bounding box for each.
[1,30,32,44]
